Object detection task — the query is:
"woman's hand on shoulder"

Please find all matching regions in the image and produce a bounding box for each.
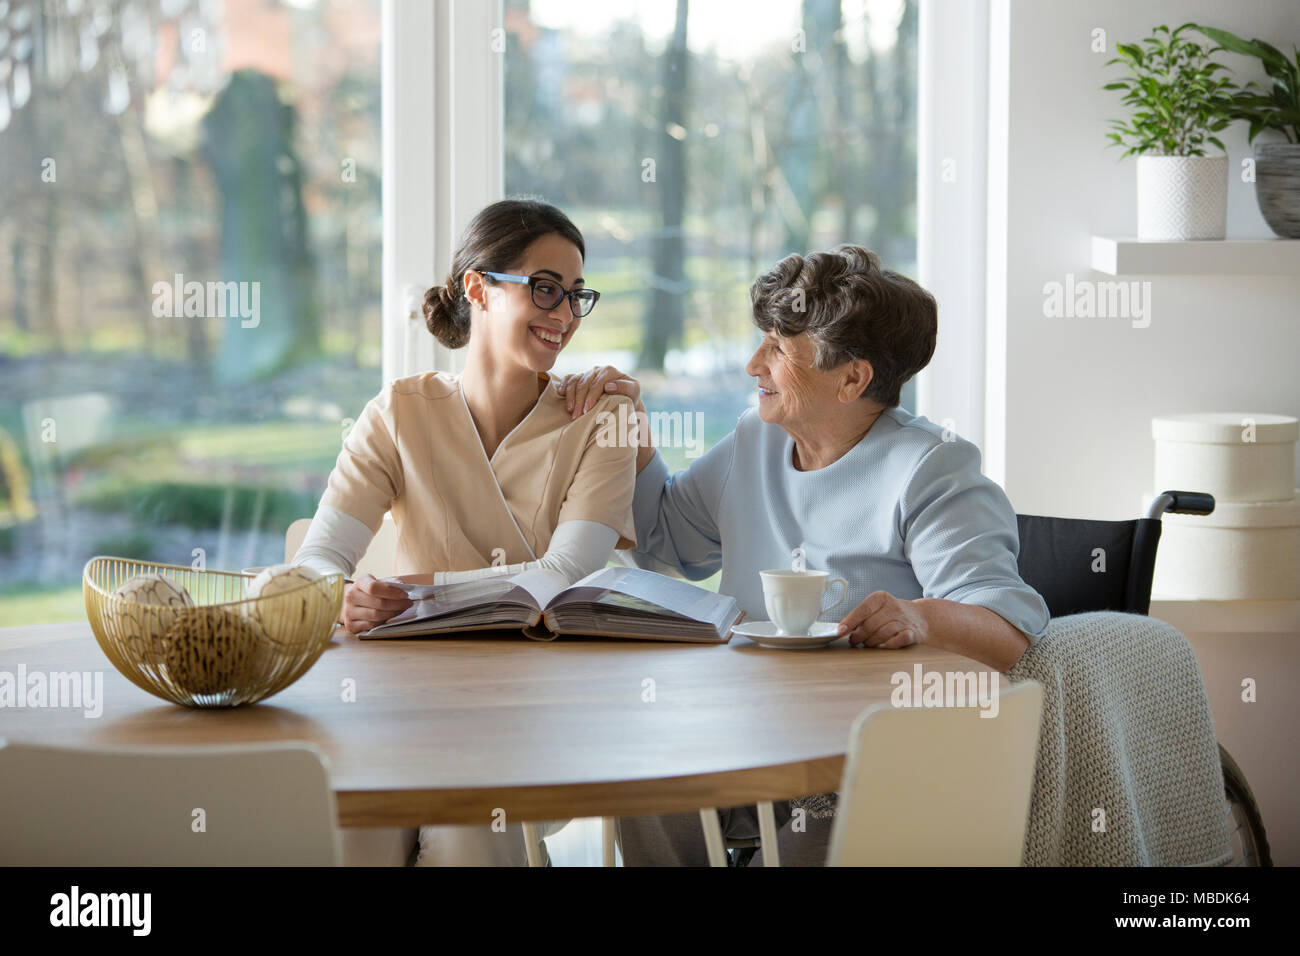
[553,365,643,420]
[340,572,412,635]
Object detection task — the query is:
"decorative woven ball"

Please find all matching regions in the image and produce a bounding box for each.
[111,573,195,661]
[242,564,326,638]
[163,607,272,697]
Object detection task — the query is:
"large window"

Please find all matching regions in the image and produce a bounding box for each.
[503,0,919,471]
[0,0,382,624]
[0,0,919,624]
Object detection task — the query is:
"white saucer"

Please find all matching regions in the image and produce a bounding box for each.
[731,620,842,649]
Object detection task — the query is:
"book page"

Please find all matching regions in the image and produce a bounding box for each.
[502,567,570,609]
[367,567,567,632]
[548,566,738,630]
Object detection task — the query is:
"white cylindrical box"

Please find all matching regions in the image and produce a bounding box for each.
[1153,413,1298,503]
[1150,491,1300,600]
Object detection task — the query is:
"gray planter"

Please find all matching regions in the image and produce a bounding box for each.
[1255,143,1300,239]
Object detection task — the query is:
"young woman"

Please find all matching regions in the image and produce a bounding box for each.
[292,198,638,866]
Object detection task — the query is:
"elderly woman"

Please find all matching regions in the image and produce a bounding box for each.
[553,244,1049,866]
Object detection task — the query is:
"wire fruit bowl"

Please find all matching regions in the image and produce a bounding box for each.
[83,556,344,708]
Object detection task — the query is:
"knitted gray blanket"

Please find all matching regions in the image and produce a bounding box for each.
[790,611,1233,866]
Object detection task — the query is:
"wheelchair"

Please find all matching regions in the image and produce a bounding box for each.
[729,489,1272,867]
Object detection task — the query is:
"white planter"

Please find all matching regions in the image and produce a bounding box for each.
[1136,155,1227,240]
[1153,413,1299,504]
[1150,491,1300,600]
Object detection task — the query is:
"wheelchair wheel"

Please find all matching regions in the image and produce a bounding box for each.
[1220,744,1271,866]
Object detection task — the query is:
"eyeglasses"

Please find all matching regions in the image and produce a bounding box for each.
[475,270,601,318]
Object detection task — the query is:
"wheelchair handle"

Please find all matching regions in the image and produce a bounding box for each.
[1146,490,1216,519]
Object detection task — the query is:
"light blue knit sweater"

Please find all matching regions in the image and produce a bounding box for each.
[631,405,1050,641]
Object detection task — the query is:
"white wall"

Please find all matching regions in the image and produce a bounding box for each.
[988,0,1300,519]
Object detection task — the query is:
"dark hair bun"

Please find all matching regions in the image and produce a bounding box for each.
[423,280,470,349]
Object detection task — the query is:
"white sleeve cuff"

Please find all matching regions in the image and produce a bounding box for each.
[432,519,618,586]
[291,503,377,578]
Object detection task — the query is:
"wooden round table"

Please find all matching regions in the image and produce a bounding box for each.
[0,622,992,827]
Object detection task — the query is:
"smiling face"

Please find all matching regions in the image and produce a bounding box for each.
[745,329,877,434]
[463,232,585,374]
[745,330,836,428]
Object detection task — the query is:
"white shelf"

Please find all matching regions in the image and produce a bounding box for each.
[1090,236,1300,276]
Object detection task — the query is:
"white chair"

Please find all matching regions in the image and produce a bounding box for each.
[0,739,341,865]
[693,679,1045,866]
[828,678,1044,865]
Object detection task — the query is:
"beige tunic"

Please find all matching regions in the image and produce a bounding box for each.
[319,370,637,576]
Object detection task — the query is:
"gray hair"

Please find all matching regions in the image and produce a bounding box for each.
[749,244,937,407]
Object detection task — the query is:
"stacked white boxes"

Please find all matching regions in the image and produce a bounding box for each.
[1149,412,1300,601]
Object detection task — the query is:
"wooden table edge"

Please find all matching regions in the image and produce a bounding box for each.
[337,754,847,827]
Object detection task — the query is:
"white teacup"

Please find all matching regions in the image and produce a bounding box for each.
[759,569,848,636]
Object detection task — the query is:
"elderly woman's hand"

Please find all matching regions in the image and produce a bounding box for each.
[553,365,643,420]
[836,591,930,649]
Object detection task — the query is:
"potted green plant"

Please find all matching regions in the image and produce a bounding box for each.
[1104,23,1237,239]
[1194,25,1300,238]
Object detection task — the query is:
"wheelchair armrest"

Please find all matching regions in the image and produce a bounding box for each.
[1148,490,1215,519]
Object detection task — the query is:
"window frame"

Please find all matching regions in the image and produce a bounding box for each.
[916,0,991,459]
[382,0,504,383]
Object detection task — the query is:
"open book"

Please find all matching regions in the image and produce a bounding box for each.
[359,566,743,643]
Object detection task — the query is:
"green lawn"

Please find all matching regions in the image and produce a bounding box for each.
[65,419,346,532]
[88,419,345,475]
[0,582,86,626]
